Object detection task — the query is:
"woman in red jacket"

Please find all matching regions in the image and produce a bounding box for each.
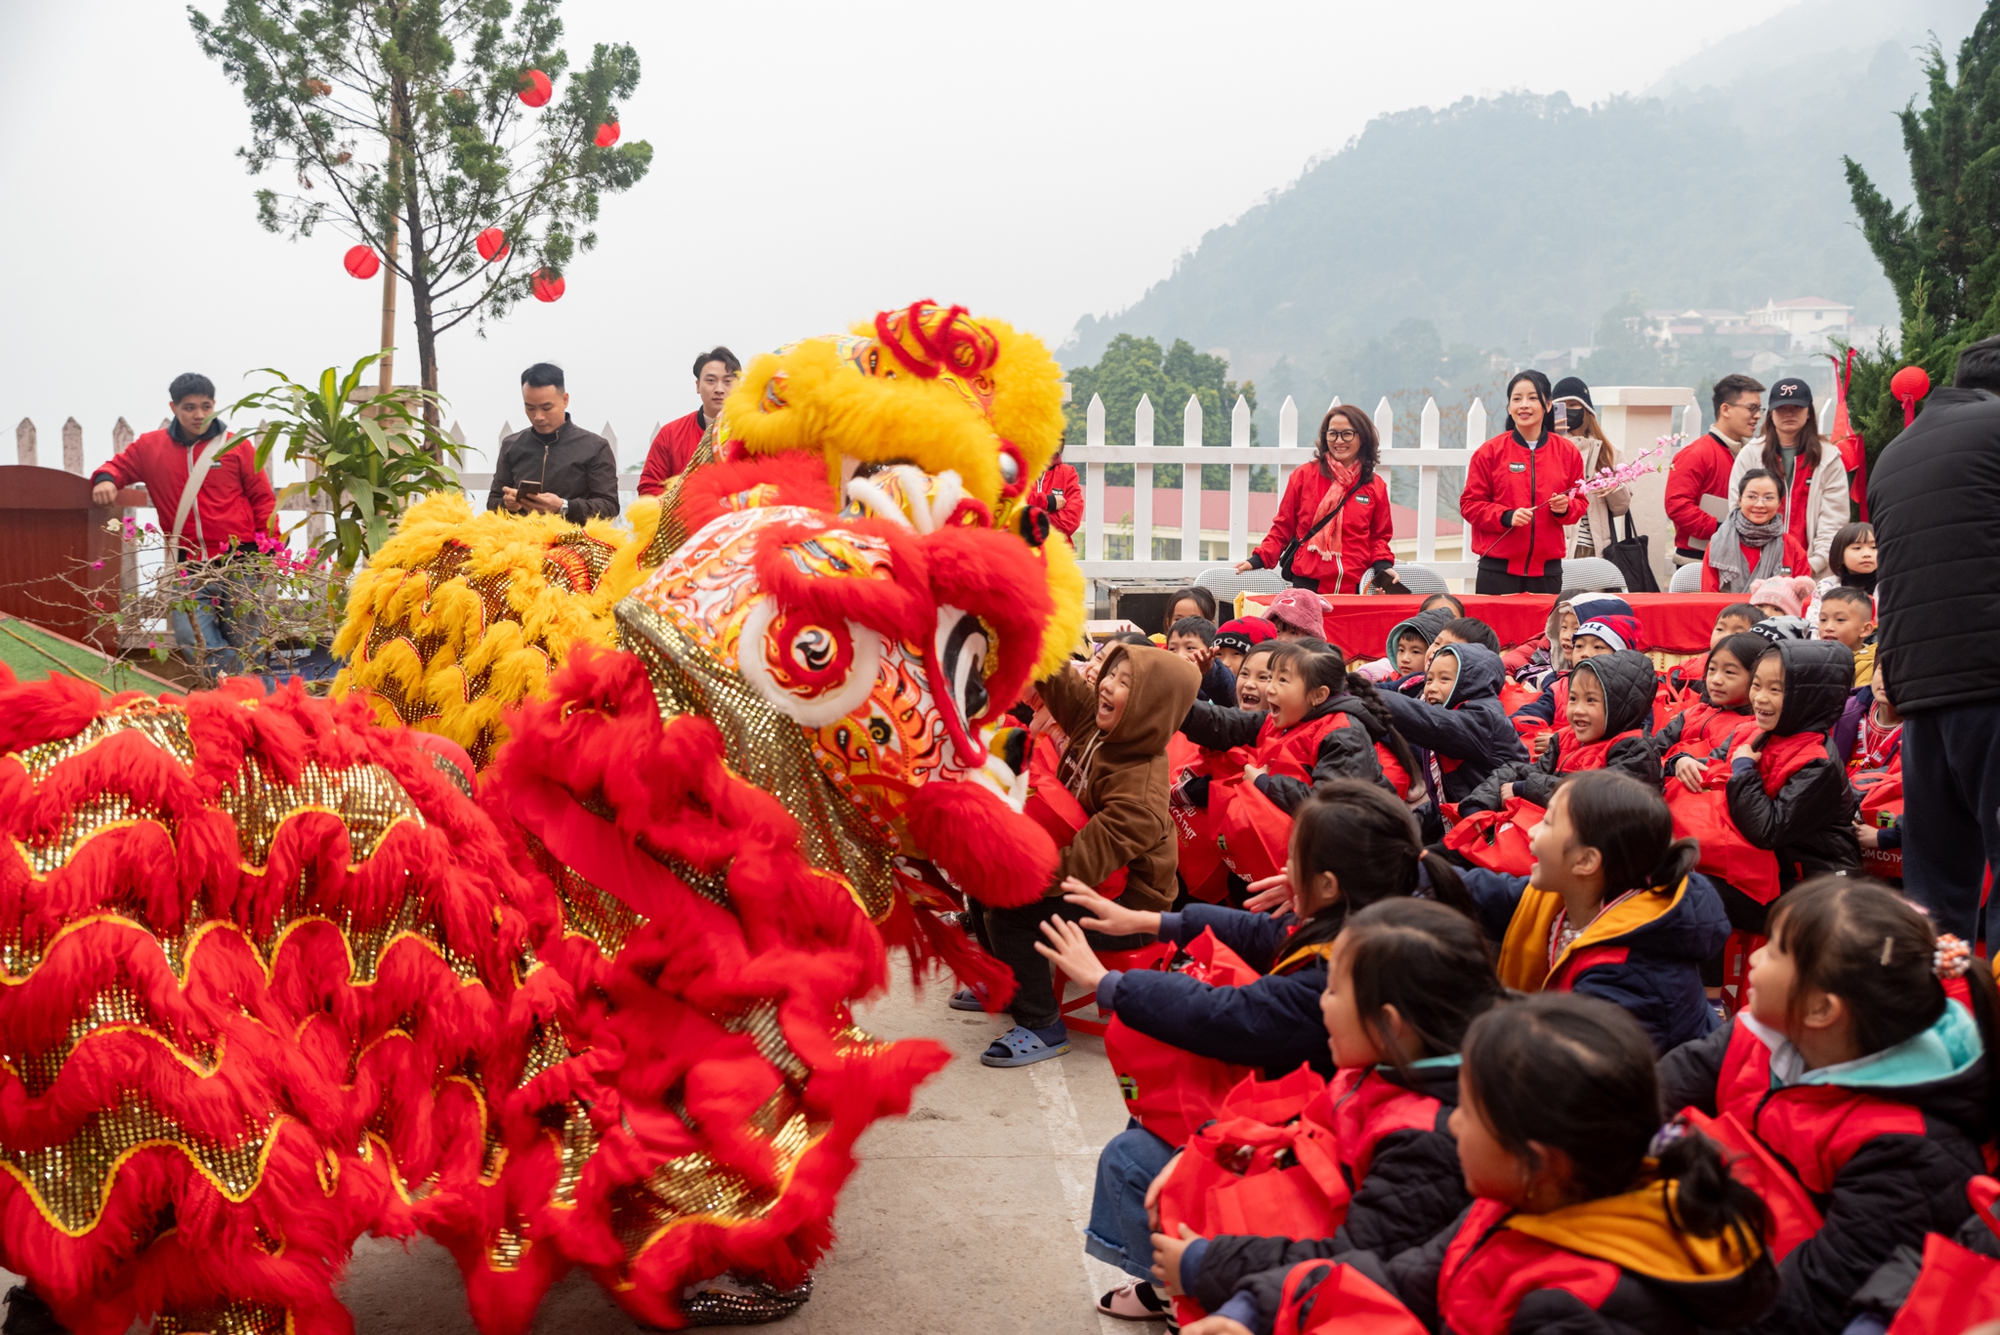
[1459,370,1585,594]
[1238,406,1394,593]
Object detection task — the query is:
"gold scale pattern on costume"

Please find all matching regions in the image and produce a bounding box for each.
[155,1299,292,1335]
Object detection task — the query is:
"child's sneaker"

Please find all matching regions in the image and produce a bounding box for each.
[1097,1280,1170,1322]
[978,1023,1070,1067]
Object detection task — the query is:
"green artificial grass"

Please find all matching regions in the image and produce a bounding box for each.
[0,616,179,697]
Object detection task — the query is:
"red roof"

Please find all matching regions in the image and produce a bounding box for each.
[1099,486,1459,539]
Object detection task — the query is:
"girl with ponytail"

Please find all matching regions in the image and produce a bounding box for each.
[1460,769,1732,1051]
[1046,781,1472,1322]
[1660,876,1997,1335]
[1181,993,1777,1335]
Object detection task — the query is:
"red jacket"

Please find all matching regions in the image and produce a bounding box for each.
[91,427,275,559]
[1664,433,1739,552]
[1251,465,1394,593]
[1460,431,1584,576]
[1698,532,1811,593]
[1028,460,1083,537]
[636,409,706,497]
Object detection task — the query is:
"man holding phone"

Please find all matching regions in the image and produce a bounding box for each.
[488,363,619,522]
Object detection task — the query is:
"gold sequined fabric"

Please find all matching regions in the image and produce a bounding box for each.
[644,421,722,565]
[155,1300,292,1335]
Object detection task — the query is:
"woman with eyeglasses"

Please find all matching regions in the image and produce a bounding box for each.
[1238,404,1396,593]
[1459,370,1586,594]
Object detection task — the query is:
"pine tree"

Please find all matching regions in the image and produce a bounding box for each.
[1844,1,2000,461]
[190,0,652,409]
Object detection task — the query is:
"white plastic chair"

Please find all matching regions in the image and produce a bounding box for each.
[1390,563,1449,595]
[1669,562,1705,593]
[1559,557,1628,595]
[1195,567,1288,605]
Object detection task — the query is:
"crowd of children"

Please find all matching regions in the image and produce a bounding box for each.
[958,525,2000,1332]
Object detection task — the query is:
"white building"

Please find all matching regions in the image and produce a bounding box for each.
[1753,296,1855,351]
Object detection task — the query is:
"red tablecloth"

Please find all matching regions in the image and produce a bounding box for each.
[1241,592,1737,656]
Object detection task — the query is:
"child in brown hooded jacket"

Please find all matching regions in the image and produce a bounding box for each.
[978,644,1202,1068]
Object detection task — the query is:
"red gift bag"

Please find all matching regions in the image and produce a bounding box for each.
[1664,764,1781,905]
[1853,768,1904,881]
[1886,1232,2000,1335]
[1158,1067,1348,1326]
[1678,1108,1822,1262]
[1169,734,1242,903]
[1215,775,1296,883]
[1103,929,1261,1146]
[1443,796,1544,876]
[1272,1259,1428,1335]
[1023,733,1128,897]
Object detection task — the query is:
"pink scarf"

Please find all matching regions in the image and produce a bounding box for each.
[1306,460,1362,560]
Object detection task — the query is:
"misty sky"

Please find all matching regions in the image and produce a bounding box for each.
[1,0,1802,470]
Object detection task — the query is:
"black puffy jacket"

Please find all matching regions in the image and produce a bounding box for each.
[1378,644,1528,803]
[1721,639,1860,887]
[1871,386,2000,712]
[1460,650,1659,813]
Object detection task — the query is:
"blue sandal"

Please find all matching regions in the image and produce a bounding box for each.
[948,985,988,1012]
[979,1024,1070,1067]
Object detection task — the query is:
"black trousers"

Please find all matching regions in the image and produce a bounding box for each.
[980,897,1151,1030]
[1474,556,1563,595]
[1901,704,2000,942]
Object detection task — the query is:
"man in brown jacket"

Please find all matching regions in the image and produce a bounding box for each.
[979,644,1202,1067]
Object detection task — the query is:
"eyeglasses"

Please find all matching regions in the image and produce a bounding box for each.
[1326,429,1360,444]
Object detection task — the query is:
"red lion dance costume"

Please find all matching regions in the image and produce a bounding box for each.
[0,303,1084,1334]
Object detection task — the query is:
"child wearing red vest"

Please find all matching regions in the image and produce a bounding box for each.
[1459,650,1659,814]
[1159,900,1505,1317]
[1658,631,1763,792]
[1184,994,1776,1335]
[1659,879,1999,1335]
[1662,604,1765,704]
[1177,642,1416,809]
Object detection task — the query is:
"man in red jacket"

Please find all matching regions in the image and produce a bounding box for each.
[1027,441,1084,539]
[636,347,739,496]
[90,372,276,681]
[1664,374,1763,565]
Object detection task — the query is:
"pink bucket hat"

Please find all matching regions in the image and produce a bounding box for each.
[1263,588,1328,640]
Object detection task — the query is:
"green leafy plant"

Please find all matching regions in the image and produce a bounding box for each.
[232,352,466,571]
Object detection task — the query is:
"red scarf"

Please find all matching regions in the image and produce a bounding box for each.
[1306,459,1362,561]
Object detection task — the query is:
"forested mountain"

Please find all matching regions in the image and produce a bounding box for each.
[1058,0,1976,442]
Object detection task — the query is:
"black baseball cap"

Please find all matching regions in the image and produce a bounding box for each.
[1768,377,1814,408]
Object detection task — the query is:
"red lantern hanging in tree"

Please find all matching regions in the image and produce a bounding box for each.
[593,121,620,147]
[476,227,510,262]
[518,69,552,107]
[343,245,381,279]
[1890,364,1932,426]
[531,270,565,303]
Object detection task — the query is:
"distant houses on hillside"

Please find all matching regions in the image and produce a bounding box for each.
[1529,297,1888,379]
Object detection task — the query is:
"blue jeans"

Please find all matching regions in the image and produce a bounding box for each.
[170,565,259,682]
[1083,1121,1176,1281]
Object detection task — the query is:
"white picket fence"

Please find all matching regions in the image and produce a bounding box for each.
[1070,389,1717,585]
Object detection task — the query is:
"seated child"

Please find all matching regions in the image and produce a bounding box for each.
[1211,616,1276,677]
[1165,585,1220,631]
[1663,602,1765,701]
[1810,520,1878,621]
[1420,592,1464,617]
[1660,878,1998,1335]
[1460,770,1729,1051]
[1162,898,1506,1318]
[1437,616,1500,656]
[1360,606,1455,686]
[1720,638,1861,919]
[1057,781,1473,1319]
[978,644,1200,1068]
[1187,994,1776,1335]
[1232,645,1275,711]
[1815,586,1877,687]
[1178,642,1414,811]
[1511,595,1641,730]
[1846,662,1905,859]
[1458,649,1660,814]
[1377,643,1529,820]
[1168,615,1238,706]
[1749,573,1818,623]
[1659,631,1764,793]
[1263,587,1329,642]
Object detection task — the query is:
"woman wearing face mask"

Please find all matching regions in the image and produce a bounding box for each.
[1548,377,1631,559]
[1459,370,1585,594]
[1239,406,1396,593]
[1700,469,1811,593]
[1725,377,1850,576]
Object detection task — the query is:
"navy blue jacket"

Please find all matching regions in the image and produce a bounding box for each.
[1461,864,1730,1052]
[1376,644,1527,803]
[1095,903,1334,1079]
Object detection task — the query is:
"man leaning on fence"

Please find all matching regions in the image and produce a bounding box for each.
[90,371,276,682]
[488,362,620,522]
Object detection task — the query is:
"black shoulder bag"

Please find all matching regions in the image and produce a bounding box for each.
[1277,478,1365,582]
